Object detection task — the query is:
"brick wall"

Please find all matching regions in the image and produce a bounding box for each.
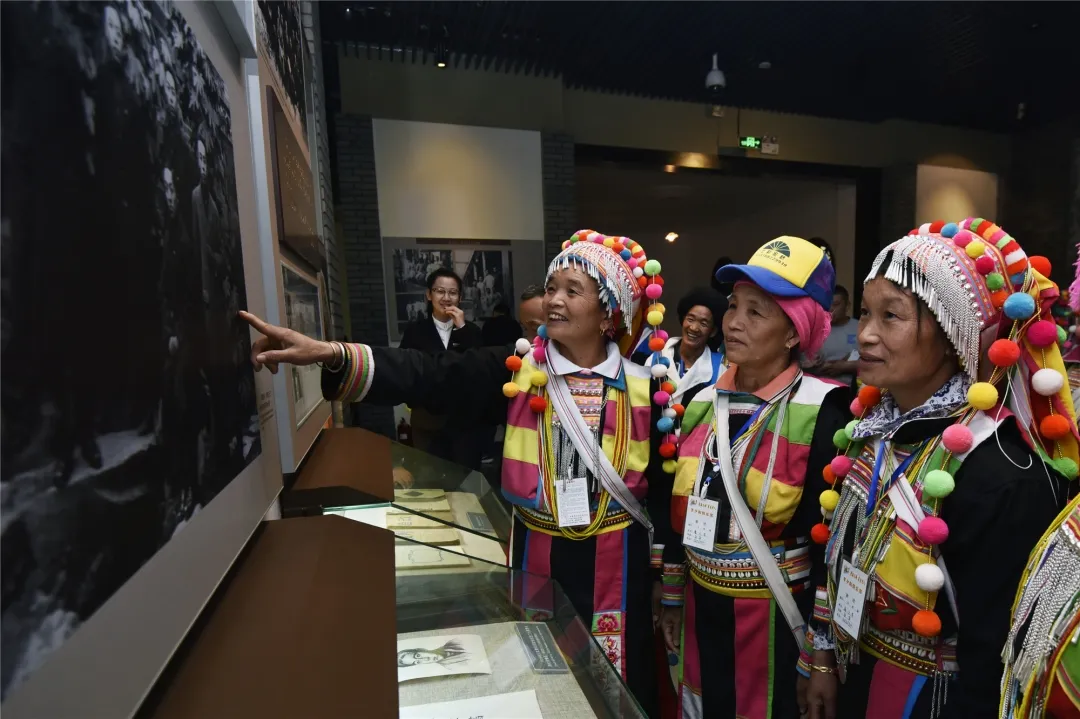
[334,113,394,436]
[541,132,577,263]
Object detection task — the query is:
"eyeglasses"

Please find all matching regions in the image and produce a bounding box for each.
[431,288,460,299]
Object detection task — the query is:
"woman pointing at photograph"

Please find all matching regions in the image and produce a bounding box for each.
[241,230,674,716]
[659,237,851,719]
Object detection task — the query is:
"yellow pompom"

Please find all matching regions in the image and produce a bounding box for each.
[647,310,664,326]
[662,459,677,474]
[502,382,521,398]
[965,240,985,259]
[530,371,548,387]
[967,381,998,410]
[603,237,615,247]
[653,303,667,315]
[819,489,840,512]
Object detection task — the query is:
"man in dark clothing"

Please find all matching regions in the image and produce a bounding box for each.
[480,302,522,346]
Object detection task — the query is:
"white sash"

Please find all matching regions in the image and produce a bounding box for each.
[713,392,807,648]
[545,367,654,543]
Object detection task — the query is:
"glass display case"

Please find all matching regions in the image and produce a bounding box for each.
[321,439,512,569]
[392,537,646,719]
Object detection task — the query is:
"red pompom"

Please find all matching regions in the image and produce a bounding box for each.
[822,465,837,484]
[928,220,946,234]
[638,276,649,288]
[648,337,665,352]
[671,403,685,417]
[528,396,548,414]
[1028,320,1059,348]
[988,339,1021,367]
[661,381,676,394]
[1029,255,1052,277]
[974,255,996,275]
[658,442,677,458]
[810,523,831,545]
[505,355,523,372]
[654,276,665,286]
[912,610,942,638]
[1041,414,1071,441]
[858,385,882,408]
[991,290,1010,309]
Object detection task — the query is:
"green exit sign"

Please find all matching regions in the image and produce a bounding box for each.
[739,136,762,149]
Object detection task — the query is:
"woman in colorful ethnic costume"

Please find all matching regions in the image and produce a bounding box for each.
[657,236,852,719]
[241,230,671,717]
[633,286,728,394]
[804,219,1078,719]
[999,252,1080,719]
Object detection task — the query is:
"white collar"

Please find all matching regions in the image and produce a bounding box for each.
[432,315,453,331]
[546,340,623,380]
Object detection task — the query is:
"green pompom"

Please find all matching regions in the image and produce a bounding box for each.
[923,469,956,498]
[833,428,849,449]
[1058,325,1068,345]
[644,259,662,276]
[1052,457,1079,480]
[844,419,860,440]
[985,272,1005,291]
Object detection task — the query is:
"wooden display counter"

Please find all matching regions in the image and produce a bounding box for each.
[282,426,394,515]
[141,515,397,719]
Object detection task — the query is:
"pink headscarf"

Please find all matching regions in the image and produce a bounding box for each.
[735,280,831,358]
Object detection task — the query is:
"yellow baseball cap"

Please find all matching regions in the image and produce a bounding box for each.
[714,236,836,310]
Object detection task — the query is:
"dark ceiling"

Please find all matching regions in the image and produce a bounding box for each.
[320,1,1080,133]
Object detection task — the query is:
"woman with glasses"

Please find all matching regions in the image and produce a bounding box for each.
[399,268,483,471]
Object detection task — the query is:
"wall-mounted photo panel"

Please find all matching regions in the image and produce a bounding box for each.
[281,261,325,428]
[255,0,308,151]
[267,88,321,269]
[0,2,282,716]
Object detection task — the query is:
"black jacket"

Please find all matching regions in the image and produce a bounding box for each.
[398,315,482,430]
[481,314,523,347]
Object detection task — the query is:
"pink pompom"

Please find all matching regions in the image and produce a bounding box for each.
[975,255,996,275]
[1028,320,1059,348]
[830,455,854,478]
[989,229,1006,243]
[918,517,949,545]
[626,257,639,269]
[653,390,671,405]
[656,330,670,341]
[532,345,546,363]
[953,230,973,249]
[849,398,864,416]
[941,424,974,454]
[645,284,663,300]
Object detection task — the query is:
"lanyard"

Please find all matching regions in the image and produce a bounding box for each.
[863,441,921,518]
[700,397,773,497]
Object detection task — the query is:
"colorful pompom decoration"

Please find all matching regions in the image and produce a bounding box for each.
[917,516,950,545]
[657,417,675,434]
[647,310,664,326]
[849,398,864,417]
[1029,255,1052,277]
[974,255,996,275]
[965,240,986,259]
[922,469,955,498]
[644,259,662,276]
[941,424,974,454]
[653,390,671,405]
[532,345,546,363]
[661,381,676,394]
[658,442,677,459]
[985,272,1006,291]
[656,330,670,341]
[648,337,665,352]
[952,230,973,249]
[819,489,840,512]
[502,382,520,399]
[671,403,685,417]
[650,364,668,378]
[515,338,532,355]
[1040,414,1071,441]
[1031,368,1065,397]
[832,428,849,449]
[810,523,831,545]
[1027,320,1059,348]
[1003,292,1037,321]
[528,396,548,414]
[830,455,854,478]
[646,284,663,300]
[506,355,523,372]
[662,459,677,474]
[967,382,999,410]
[530,372,548,387]
[914,564,945,592]
[857,385,882,408]
[912,609,942,638]
[844,419,860,440]
[537,325,548,340]
[988,339,1021,367]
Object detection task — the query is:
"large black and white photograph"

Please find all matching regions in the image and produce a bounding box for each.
[0,0,260,698]
[282,263,324,426]
[256,0,307,143]
[389,248,514,340]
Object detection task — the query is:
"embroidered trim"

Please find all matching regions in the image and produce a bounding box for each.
[853,373,970,439]
[650,544,664,569]
[686,538,810,597]
[661,563,686,606]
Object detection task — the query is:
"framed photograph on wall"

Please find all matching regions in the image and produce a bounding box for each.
[385,243,515,343]
[280,261,324,428]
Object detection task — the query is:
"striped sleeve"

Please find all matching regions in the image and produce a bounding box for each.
[322,343,375,404]
[661,562,686,607]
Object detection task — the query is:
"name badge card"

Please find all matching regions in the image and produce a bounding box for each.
[683,496,720,551]
[834,560,870,639]
[556,477,591,527]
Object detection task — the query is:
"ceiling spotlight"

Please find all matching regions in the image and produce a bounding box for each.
[664,164,676,173]
[758,60,771,70]
[665,232,678,243]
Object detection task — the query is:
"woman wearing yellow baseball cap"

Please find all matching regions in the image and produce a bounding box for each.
[656,236,851,718]
[804,219,1076,719]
